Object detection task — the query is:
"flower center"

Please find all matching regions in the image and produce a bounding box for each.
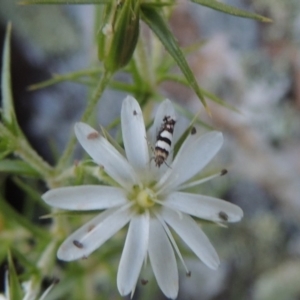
[129,185,156,209]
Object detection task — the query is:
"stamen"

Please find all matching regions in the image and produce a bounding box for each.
[81,203,134,242]
[155,212,190,275]
[178,169,227,190]
[215,222,228,228]
[186,271,192,277]
[154,199,183,219]
[155,173,179,195]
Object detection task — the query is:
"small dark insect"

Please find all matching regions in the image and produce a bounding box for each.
[141,279,149,285]
[219,211,229,221]
[133,110,137,115]
[154,115,176,167]
[87,131,100,140]
[73,240,84,248]
[191,127,197,135]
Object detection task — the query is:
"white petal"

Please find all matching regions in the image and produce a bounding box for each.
[165,192,243,223]
[157,131,223,193]
[75,122,138,190]
[149,99,176,145]
[42,186,127,210]
[117,212,149,296]
[121,96,149,175]
[161,207,220,270]
[57,206,132,261]
[148,218,178,299]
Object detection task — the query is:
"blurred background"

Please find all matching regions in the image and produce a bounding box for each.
[0,0,300,299]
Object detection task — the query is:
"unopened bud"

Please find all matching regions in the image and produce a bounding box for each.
[98,0,140,73]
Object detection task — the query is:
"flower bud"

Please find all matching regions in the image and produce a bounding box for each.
[98,0,140,73]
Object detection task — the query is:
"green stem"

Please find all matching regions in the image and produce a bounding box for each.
[28,68,102,91]
[82,70,112,123]
[56,70,112,173]
[16,139,53,177]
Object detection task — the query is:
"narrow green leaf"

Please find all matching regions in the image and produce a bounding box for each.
[28,68,102,91]
[1,24,23,136]
[1,23,16,125]
[19,0,109,4]
[141,5,209,112]
[0,243,10,265]
[156,41,206,76]
[200,88,240,113]
[7,251,24,300]
[159,74,240,113]
[191,0,272,22]
[157,74,188,86]
[174,103,213,131]
[0,159,41,178]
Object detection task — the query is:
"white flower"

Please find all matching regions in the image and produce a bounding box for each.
[42,96,243,299]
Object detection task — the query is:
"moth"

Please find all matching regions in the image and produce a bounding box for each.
[154,116,176,167]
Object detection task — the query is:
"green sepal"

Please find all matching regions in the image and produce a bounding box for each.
[98,0,140,73]
[0,159,41,178]
[7,250,24,300]
[191,0,272,22]
[141,5,209,112]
